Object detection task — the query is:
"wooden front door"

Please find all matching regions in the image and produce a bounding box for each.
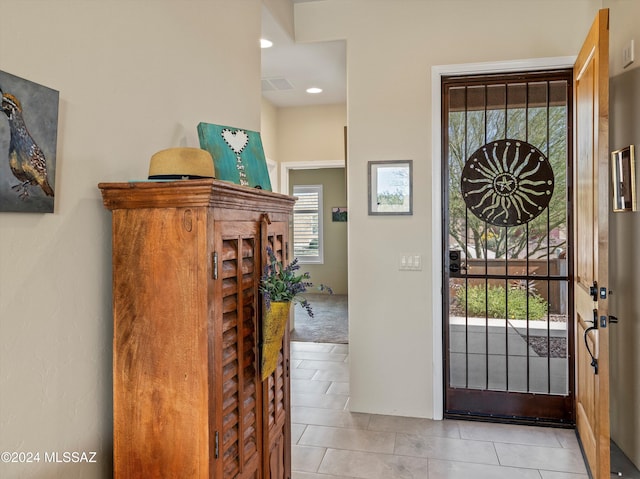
[573,9,610,479]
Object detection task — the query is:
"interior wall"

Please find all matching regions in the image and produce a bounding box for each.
[606,0,640,469]
[276,103,347,165]
[262,0,295,40]
[261,98,280,188]
[0,1,261,477]
[295,0,601,417]
[261,98,279,161]
[605,0,640,77]
[609,68,640,468]
[289,168,348,294]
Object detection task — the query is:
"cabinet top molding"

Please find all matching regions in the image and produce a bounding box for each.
[99,179,296,212]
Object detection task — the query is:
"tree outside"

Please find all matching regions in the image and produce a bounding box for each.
[447,87,568,263]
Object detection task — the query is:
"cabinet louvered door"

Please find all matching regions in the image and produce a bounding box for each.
[212,221,262,479]
[261,222,291,479]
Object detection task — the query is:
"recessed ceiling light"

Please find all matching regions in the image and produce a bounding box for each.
[260,38,273,49]
[306,87,323,94]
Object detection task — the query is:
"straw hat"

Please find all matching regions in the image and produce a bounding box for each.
[148,147,214,179]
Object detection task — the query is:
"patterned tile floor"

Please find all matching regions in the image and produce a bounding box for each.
[290,341,590,479]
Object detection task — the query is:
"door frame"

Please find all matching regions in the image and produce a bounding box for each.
[430,56,576,420]
[279,160,345,195]
[279,159,347,332]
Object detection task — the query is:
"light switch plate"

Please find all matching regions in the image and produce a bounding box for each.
[399,254,422,271]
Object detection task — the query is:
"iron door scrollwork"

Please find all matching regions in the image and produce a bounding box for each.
[461,139,555,226]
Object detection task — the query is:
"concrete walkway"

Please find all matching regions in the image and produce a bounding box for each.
[448,316,568,395]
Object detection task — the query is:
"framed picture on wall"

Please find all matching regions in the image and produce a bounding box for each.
[368,160,413,215]
[0,70,59,213]
[332,207,347,222]
[611,145,636,212]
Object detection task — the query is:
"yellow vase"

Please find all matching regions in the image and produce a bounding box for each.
[261,301,291,380]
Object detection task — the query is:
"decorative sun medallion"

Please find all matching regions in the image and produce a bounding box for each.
[461,139,554,226]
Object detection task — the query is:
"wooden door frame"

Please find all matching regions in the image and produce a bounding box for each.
[430,56,576,420]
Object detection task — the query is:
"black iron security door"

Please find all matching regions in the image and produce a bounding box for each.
[442,70,574,424]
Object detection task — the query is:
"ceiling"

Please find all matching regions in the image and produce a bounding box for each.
[260,3,346,108]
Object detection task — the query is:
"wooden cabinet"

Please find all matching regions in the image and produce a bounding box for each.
[99,179,294,479]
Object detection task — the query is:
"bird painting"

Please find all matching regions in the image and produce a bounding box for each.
[1,86,55,199]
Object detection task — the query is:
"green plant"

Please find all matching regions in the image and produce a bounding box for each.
[259,246,332,317]
[456,283,548,320]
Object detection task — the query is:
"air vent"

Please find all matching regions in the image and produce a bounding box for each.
[261,79,276,92]
[261,77,294,91]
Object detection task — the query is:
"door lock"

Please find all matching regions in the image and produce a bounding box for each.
[448,250,463,276]
[589,282,598,301]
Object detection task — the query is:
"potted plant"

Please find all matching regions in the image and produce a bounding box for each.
[259,246,331,379]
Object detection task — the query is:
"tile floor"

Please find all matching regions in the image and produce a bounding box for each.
[290,341,589,479]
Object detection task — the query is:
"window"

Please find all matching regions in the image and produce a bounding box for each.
[293,185,323,263]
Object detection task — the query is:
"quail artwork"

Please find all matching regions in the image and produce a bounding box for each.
[0,86,55,199]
